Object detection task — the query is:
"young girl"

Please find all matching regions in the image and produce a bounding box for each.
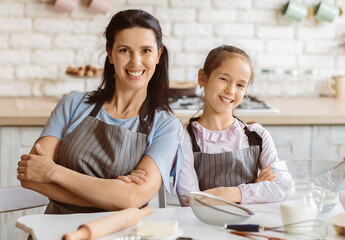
[176,45,284,206]
[17,9,184,214]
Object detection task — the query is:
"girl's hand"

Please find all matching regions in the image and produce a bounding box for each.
[255,166,277,183]
[203,187,241,203]
[116,169,147,185]
[17,143,56,183]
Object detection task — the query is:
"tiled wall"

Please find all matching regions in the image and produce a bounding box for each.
[1,0,345,98]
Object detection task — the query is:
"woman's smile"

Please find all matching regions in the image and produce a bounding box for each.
[126,70,145,79]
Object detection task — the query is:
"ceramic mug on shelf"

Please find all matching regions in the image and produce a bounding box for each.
[282,0,308,21]
[314,1,340,22]
[88,0,112,14]
[53,0,78,13]
[332,76,345,100]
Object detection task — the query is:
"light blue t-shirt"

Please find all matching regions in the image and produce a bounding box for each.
[40,91,184,194]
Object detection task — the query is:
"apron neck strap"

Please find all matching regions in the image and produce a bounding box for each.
[138,97,151,134]
[244,127,263,152]
[237,117,263,152]
[89,101,104,117]
[187,117,201,152]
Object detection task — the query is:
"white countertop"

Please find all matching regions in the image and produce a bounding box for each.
[16,202,345,240]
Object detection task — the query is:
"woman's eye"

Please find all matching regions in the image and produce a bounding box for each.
[237,84,246,88]
[143,49,151,53]
[220,78,228,82]
[120,48,129,53]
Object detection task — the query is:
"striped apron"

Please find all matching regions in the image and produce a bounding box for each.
[45,101,149,214]
[187,118,262,191]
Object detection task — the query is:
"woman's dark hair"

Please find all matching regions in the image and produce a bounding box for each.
[202,45,254,84]
[87,9,170,123]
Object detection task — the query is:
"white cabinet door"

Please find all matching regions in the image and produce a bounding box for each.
[265,126,312,160]
[265,125,345,161]
[0,127,44,240]
[311,125,345,161]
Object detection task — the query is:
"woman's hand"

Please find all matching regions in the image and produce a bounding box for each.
[116,169,148,185]
[255,166,276,183]
[17,143,57,183]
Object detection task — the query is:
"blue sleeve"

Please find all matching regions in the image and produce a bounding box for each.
[40,92,86,140]
[145,113,184,194]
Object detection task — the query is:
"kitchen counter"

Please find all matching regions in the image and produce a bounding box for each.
[0,97,344,126]
[0,97,58,126]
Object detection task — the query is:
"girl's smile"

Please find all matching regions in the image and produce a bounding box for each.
[219,95,234,104]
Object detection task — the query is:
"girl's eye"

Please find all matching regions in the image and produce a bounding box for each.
[220,78,228,82]
[238,84,245,88]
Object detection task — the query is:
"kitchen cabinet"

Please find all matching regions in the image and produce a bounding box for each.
[265,126,312,160]
[0,127,45,240]
[311,125,345,160]
[266,125,345,161]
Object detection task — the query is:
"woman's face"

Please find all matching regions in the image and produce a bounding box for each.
[107,27,162,92]
[199,55,251,116]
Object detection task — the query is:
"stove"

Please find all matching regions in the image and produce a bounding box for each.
[169,95,279,115]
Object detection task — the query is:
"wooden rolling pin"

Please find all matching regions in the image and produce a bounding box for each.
[62,206,153,240]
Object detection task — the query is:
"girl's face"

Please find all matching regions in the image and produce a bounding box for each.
[199,55,251,116]
[107,27,162,92]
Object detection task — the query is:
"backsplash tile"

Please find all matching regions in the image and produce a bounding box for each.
[0,0,344,98]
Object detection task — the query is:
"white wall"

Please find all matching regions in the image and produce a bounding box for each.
[1,0,345,97]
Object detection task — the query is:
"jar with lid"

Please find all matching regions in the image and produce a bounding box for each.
[260,69,279,97]
[304,69,320,97]
[281,69,300,98]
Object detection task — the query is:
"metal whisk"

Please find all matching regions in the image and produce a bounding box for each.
[224,219,328,239]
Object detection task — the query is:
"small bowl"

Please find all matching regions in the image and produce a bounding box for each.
[188,191,254,226]
[329,213,345,235]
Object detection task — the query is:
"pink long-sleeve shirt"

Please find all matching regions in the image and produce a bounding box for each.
[177,119,285,206]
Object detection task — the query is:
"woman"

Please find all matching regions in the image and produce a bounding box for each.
[17,9,184,214]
